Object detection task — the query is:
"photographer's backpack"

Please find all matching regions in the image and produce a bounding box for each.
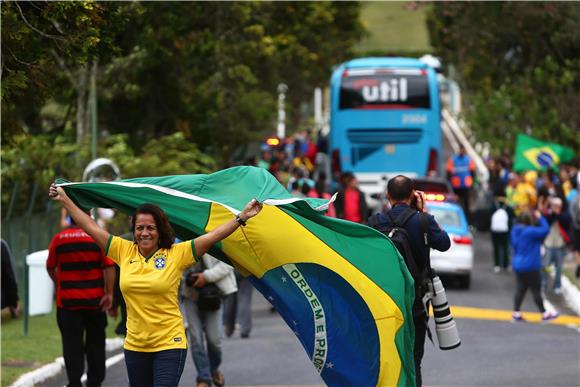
[368,208,431,317]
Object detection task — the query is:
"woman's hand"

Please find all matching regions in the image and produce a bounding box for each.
[193,199,263,258]
[49,184,67,202]
[239,199,263,222]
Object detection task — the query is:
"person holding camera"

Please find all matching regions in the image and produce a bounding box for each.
[368,175,450,387]
[180,253,236,387]
[49,183,263,387]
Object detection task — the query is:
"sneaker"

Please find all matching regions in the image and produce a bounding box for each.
[494,266,501,273]
[542,311,559,322]
[512,312,525,322]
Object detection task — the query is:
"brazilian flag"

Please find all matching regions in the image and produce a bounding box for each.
[513,134,575,172]
[57,166,416,386]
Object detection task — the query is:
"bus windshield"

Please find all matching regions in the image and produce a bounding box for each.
[339,69,430,110]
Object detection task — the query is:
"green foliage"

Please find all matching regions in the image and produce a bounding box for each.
[1,134,83,216]
[1,1,125,139]
[97,2,364,159]
[1,133,217,218]
[102,133,216,178]
[427,2,580,155]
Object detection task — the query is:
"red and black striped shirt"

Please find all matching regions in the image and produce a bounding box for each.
[47,227,115,309]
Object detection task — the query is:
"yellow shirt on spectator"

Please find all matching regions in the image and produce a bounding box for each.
[105,236,197,352]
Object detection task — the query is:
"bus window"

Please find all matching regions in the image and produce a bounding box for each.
[339,70,430,110]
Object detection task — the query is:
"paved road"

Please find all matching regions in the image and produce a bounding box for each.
[43,230,579,386]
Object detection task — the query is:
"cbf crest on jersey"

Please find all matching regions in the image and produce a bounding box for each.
[154,256,166,270]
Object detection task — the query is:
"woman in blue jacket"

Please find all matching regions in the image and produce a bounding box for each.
[510,209,559,322]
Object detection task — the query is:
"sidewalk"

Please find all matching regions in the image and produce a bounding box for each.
[554,252,580,315]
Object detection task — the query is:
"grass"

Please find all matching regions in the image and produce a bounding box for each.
[1,307,120,386]
[356,1,432,54]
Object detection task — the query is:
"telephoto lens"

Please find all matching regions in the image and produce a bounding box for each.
[429,274,461,350]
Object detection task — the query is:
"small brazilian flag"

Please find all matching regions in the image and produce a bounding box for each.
[513,134,575,172]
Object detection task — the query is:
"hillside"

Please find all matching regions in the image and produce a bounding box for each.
[356,1,432,55]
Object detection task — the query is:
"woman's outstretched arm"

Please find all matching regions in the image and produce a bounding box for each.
[49,184,111,250]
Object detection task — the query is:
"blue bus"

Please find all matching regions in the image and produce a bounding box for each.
[329,57,441,208]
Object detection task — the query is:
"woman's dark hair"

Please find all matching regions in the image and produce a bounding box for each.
[132,203,175,248]
[516,210,535,226]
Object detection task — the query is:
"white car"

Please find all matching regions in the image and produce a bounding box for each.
[427,200,474,289]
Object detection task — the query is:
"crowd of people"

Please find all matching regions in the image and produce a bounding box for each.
[486,156,579,281]
[483,155,579,322]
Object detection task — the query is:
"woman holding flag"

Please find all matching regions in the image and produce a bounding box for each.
[49,183,262,387]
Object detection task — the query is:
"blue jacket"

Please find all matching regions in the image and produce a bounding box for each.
[510,216,549,272]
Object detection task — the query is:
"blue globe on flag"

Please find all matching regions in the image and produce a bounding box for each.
[536,151,554,168]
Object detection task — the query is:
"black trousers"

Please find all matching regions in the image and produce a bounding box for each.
[491,232,510,268]
[413,313,428,387]
[514,270,545,313]
[57,307,107,387]
[453,188,472,223]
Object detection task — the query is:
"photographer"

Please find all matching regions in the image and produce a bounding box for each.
[368,175,450,387]
[180,254,237,387]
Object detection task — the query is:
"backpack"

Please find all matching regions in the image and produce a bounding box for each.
[490,207,509,233]
[368,208,431,317]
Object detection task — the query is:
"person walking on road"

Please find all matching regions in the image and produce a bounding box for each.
[223,272,254,339]
[49,183,262,387]
[446,146,476,222]
[180,253,237,387]
[335,172,368,224]
[510,209,559,322]
[490,193,515,272]
[46,216,116,387]
[368,175,451,387]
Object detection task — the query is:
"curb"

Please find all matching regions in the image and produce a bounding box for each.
[560,274,580,316]
[9,338,124,387]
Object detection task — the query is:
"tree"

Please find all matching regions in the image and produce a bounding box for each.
[427,2,580,154]
[0,133,216,218]
[1,2,366,216]
[97,2,364,162]
[1,1,125,143]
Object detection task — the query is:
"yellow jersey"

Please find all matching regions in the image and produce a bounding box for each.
[105,235,197,352]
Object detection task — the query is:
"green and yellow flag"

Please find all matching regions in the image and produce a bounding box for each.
[56,166,416,386]
[513,134,575,172]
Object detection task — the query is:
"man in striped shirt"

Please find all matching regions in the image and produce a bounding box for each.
[47,217,115,387]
